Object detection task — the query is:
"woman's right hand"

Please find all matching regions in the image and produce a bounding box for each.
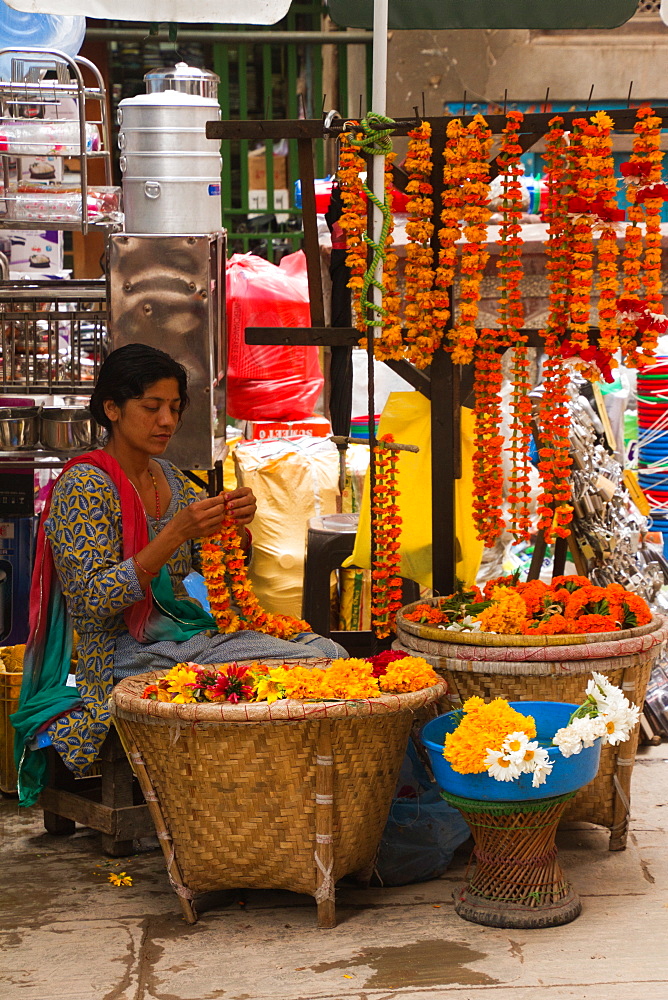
[169,494,229,542]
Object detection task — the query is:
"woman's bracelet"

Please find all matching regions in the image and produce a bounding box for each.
[133,554,159,579]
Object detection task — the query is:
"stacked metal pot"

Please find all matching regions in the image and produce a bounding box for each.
[117,63,223,234]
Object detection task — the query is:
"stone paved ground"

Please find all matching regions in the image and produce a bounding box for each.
[1,744,667,1000]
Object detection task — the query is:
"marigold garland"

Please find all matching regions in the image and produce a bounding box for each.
[403,121,438,367]
[443,696,537,775]
[440,118,465,357]
[497,110,532,541]
[586,111,621,367]
[448,114,493,366]
[472,327,505,546]
[201,510,311,640]
[338,131,367,336]
[564,119,595,364]
[371,433,403,639]
[537,116,574,540]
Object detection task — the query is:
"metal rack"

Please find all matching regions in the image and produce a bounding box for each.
[0,279,107,393]
[0,48,120,234]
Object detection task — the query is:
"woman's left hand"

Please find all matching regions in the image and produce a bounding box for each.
[224,486,257,526]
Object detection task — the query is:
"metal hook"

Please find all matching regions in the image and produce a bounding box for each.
[462,90,467,117]
[627,80,634,108]
[421,91,426,118]
[503,88,508,115]
[413,104,420,123]
[585,84,594,112]
[543,87,550,113]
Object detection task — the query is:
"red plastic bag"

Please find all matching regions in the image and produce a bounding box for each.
[226,252,324,420]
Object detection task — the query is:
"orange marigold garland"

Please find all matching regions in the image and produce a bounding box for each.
[338,131,367,337]
[619,114,649,365]
[449,114,493,366]
[440,118,465,358]
[564,119,595,364]
[586,111,622,369]
[201,511,311,640]
[370,434,403,639]
[403,121,437,367]
[472,327,505,546]
[376,149,403,360]
[497,110,532,541]
[537,116,574,541]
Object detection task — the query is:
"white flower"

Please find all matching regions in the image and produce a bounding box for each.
[483,748,522,782]
[553,715,606,757]
[525,745,553,786]
[501,731,530,764]
[586,672,626,712]
[599,701,640,746]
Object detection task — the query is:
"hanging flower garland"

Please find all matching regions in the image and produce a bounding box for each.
[370,434,403,639]
[537,116,574,541]
[585,111,622,371]
[496,109,532,541]
[440,118,465,359]
[201,512,311,640]
[403,120,437,367]
[471,327,506,546]
[563,118,596,367]
[338,130,368,337]
[449,114,493,366]
[376,148,403,360]
[618,107,668,365]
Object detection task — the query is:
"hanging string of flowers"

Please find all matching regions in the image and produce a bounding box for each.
[563,119,596,369]
[447,114,493,367]
[537,116,574,541]
[585,111,622,372]
[440,118,465,360]
[403,121,437,367]
[338,131,368,337]
[471,327,506,546]
[201,511,311,640]
[497,109,533,541]
[617,107,668,366]
[370,434,403,639]
[377,148,403,360]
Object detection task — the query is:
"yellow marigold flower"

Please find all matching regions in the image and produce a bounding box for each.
[254,672,285,704]
[475,586,528,635]
[379,656,440,694]
[163,665,199,704]
[326,658,381,699]
[443,698,536,774]
[108,872,133,886]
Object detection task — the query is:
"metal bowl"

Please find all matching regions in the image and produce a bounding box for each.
[0,405,40,450]
[39,405,97,452]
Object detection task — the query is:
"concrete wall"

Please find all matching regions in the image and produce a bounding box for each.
[385,16,668,118]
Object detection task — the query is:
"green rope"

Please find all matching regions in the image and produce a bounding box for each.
[441,791,576,815]
[347,112,396,331]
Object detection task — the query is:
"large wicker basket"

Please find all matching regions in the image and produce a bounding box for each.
[394,608,668,850]
[110,658,446,927]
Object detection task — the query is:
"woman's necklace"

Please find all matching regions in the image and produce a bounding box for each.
[147,466,161,520]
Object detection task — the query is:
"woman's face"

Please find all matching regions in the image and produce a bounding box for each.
[103,377,182,455]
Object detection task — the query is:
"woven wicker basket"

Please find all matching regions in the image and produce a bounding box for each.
[394,607,668,851]
[110,658,446,927]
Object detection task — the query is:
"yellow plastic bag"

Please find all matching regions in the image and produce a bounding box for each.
[343,392,482,589]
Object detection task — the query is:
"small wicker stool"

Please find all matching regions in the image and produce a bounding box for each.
[443,791,581,929]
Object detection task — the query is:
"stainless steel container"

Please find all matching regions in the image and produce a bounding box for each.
[117,92,221,137]
[117,91,222,235]
[40,405,97,451]
[0,405,40,450]
[144,62,220,100]
[120,151,222,179]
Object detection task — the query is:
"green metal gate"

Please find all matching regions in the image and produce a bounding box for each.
[212,2,371,261]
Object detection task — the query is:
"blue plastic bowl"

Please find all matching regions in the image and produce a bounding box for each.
[421,701,602,802]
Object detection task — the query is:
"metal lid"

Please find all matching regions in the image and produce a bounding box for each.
[144,62,220,99]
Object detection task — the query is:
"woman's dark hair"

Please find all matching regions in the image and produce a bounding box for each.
[90,343,189,433]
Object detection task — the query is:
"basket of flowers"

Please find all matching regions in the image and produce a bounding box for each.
[395,575,668,848]
[419,675,639,928]
[109,653,445,927]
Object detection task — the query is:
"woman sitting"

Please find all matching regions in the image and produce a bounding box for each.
[13,343,346,806]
